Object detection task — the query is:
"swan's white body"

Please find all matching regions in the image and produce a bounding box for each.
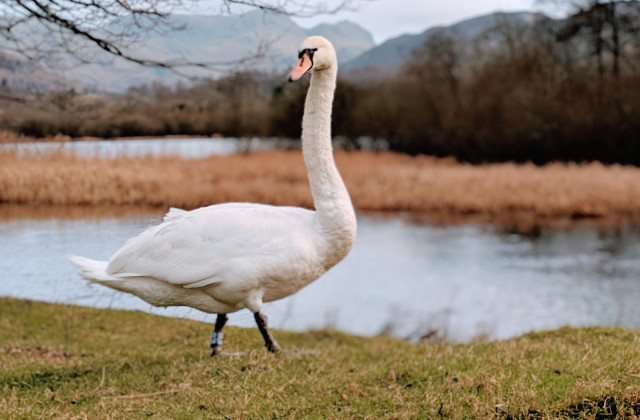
[70,36,356,323]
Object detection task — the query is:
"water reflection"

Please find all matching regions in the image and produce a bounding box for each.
[1,210,639,341]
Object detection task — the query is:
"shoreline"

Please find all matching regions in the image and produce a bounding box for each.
[2,203,640,234]
[0,132,229,144]
[2,297,639,418]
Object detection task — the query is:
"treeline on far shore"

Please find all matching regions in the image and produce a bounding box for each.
[3,2,640,165]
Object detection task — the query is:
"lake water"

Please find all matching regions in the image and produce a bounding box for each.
[2,210,639,342]
[2,138,640,341]
[0,137,284,159]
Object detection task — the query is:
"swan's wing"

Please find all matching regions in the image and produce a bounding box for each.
[105,203,318,288]
[163,207,188,222]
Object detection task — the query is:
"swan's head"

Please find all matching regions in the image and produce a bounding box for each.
[289,36,337,82]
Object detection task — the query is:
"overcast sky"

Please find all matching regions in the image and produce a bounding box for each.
[292,0,565,44]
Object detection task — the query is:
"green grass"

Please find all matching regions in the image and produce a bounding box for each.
[1,297,639,419]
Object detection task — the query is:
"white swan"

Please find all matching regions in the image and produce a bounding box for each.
[70,36,356,355]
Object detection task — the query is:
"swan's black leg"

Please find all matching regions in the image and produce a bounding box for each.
[254,312,281,353]
[210,313,228,356]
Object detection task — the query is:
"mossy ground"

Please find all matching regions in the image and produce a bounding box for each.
[1,298,639,419]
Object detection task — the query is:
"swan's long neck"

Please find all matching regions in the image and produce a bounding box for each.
[302,65,356,265]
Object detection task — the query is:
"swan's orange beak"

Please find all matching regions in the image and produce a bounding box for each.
[289,52,313,82]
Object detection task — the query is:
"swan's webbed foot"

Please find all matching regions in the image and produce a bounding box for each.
[254,311,281,353]
[210,313,228,357]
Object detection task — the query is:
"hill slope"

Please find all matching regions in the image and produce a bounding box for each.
[0,11,374,92]
[342,11,547,74]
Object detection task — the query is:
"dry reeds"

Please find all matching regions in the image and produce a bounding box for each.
[2,149,640,222]
[0,130,71,144]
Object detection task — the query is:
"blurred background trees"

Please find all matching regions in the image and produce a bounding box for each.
[3,1,640,165]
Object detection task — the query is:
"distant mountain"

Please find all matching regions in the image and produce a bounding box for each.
[0,10,574,92]
[0,11,374,93]
[0,52,84,92]
[341,12,548,75]
[308,21,377,66]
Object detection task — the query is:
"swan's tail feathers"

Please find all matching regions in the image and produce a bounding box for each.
[69,256,121,283]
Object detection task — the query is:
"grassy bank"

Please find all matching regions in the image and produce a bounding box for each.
[3,149,640,224]
[1,298,639,419]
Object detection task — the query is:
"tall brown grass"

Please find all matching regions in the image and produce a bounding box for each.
[0,130,72,144]
[2,149,640,222]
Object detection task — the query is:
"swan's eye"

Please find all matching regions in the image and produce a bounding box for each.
[297,48,318,59]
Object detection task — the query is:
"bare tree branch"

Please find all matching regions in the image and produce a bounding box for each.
[547,0,640,78]
[0,0,362,71]
[224,0,357,17]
